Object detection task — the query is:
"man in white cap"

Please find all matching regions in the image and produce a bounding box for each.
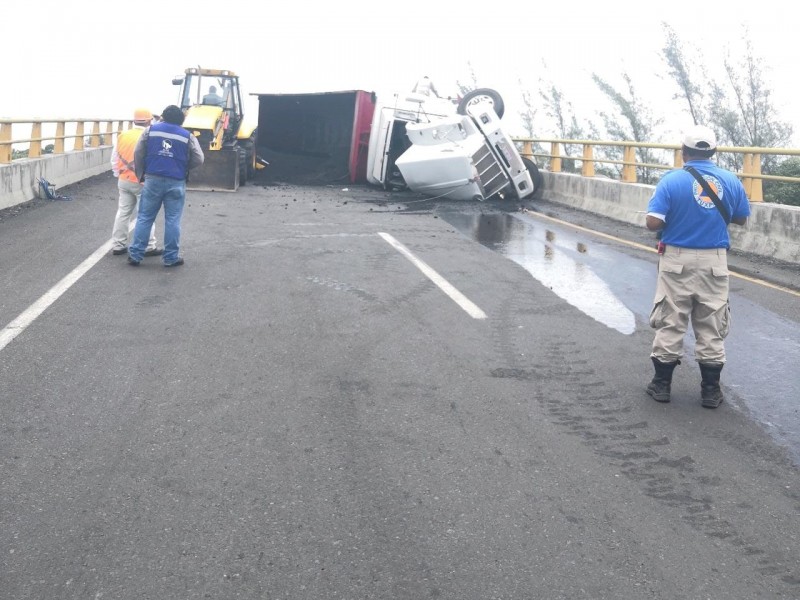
[109,108,161,256]
[644,124,750,408]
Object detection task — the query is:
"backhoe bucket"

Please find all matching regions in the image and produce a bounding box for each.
[187,149,239,192]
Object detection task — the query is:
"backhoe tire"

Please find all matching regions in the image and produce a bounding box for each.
[240,136,256,181]
[457,88,505,119]
[236,146,247,187]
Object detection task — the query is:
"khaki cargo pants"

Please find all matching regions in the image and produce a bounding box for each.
[649,245,731,364]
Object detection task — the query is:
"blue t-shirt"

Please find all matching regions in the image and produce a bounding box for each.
[647,159,751,249]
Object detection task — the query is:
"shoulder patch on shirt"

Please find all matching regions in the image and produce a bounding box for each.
[691,175,724,210]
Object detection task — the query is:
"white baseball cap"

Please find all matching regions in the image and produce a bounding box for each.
[682,125,717,151]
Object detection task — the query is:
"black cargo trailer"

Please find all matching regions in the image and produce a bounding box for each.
[253,90,375,185]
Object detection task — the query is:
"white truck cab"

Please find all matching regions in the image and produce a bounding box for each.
[366,88,540,201]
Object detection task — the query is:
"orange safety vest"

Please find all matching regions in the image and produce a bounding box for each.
[115,127,145,183]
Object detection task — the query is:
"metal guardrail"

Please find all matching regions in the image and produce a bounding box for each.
[515,138,800,203]
[0,119,134,163]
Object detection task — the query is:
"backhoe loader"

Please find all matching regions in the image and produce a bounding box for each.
[172,67,258,191]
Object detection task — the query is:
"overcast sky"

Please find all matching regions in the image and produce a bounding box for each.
[5,0,798,145]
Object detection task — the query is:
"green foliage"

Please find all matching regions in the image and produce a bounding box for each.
[528,68,598,174]
[721,38,792,147]
[763,158,800,206]
[661,23,706,124]
[460,29,797,202]
[661,23,793,182]
[11,146,54,158]
[591,72,667,184]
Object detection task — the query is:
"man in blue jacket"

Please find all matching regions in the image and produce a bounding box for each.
[645,125,750,408]
[128,105,204,267]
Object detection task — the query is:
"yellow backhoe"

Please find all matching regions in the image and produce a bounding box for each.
[172,67,258,191]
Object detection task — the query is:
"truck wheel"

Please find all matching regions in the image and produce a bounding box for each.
[457,88,505,119]
[523,157,544,197]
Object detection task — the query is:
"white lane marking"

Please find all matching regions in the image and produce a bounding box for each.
[0,240,114,352]
[1,230,486,351]
[378,232,487,320]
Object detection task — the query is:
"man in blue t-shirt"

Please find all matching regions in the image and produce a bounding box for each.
[645,125,750,408]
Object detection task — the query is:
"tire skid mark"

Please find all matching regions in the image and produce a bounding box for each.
[626,436,671,448]
[306,275,379,303]
[364,250,404,275]
[707,428,796,471]
[135,295,169,308]
[366,280,436,318]
[487,292,800,588]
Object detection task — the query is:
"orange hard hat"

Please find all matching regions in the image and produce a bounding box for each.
[133,108,153,122]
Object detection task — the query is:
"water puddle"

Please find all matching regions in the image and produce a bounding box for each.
[439,210,637,334]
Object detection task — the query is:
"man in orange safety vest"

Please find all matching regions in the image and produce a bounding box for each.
[109,108,162,256]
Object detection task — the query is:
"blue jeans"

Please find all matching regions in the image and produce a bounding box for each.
[129,175,186,264]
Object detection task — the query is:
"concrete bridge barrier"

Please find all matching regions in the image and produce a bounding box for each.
[0,148,111,211]
[542,171,800,264]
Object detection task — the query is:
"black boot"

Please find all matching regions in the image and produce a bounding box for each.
[699,363,724,408]
[646,357,679,403]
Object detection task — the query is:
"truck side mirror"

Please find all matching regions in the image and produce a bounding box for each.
[172,77,184,86]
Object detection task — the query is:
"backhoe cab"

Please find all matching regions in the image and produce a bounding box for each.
[172,67,257,191]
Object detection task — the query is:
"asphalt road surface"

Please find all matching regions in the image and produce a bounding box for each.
[1,173,799,599]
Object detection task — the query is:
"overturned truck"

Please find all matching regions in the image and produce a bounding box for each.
[252,87,541,201]
[368,88,541,200]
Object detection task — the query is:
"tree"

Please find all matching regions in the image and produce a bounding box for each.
[763,158,800,206]
[516,81,551,168]
[661,23,706,125]
[722,37,792,147]
[592,72,666,184]
[521,63,602,175]
[536,79,595,174]
[660,23,793,192]
[717,38,793,174]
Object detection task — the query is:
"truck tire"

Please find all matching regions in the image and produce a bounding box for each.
[523,157,544,197]
[457,88,505,119]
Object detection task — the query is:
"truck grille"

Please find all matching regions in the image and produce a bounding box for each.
[472,142,508,198]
